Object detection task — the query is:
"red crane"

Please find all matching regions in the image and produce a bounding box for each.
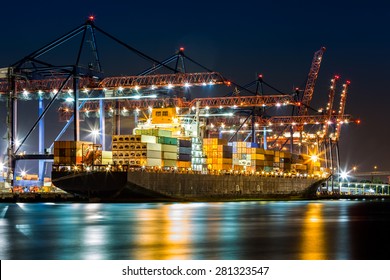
[297,47,326,117]
[333,80,351,141]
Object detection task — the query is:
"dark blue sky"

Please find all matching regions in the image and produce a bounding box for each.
[1,1,389,173]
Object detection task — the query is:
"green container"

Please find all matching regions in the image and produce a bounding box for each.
[157,136,178,145]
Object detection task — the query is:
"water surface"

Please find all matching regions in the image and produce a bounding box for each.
[1,199,389,260]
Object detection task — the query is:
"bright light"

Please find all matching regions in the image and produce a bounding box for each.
[202,82,207,86]
[23,89,29,96]
[52,89,58,94]
[134,85,140,91]
[65,97,74,102]
[311,155,318,162]
[184,82,190,87]
[91,129,99,137]
[151,85,157,90]
[340,170,349,180]
[0,162,4,171]
[167,83,174,89]
[21,170,26,177]
[118,87,123,92]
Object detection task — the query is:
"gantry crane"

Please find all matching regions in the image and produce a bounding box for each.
[297,47,326,117]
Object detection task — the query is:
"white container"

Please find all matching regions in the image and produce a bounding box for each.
[163,152,177,160]
[162,144,178,153]
[147,143,162,151]
[147,158,163,167]
[141,135,157,144]
[147,150,162,159]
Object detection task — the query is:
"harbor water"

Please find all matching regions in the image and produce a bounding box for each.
[0,199,389,260]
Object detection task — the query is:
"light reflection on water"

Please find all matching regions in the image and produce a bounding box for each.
[0,199,389,260]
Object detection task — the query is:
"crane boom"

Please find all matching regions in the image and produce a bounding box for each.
[297,47,326,116]
[322,75,339,137]
[334,81,350,140]
[0,72,227,94]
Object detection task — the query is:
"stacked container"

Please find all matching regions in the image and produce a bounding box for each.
[203,138,232,171]
[54,141,93,165]
[230,141,277,172]
[177,139,192,168]
[273,151,292,171]
[112,135,147,166]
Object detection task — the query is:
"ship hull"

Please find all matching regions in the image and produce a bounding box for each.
[52,171,323,202]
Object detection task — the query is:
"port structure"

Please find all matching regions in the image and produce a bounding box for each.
[0,17,358,187]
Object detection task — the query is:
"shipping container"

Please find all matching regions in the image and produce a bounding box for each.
[163,159,177,167]
[157,136,178,145]
[162,144,178,153]
[178,147,191,155]
[163,152,177,160]
[178,154,191,161]
[146,158,163,167]
[179,139,191,147]
[141,135,157,144]
[146,143,162,151]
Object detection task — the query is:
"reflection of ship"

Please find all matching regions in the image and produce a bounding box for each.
[51,107,326,202]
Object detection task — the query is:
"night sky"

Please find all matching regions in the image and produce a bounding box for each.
[0,1,389,173]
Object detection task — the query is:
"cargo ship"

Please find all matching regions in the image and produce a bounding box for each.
[51,107,327,201]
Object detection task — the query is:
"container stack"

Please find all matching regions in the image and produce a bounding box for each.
[273,151,292,172]
[112,135,147,166]
[54,141,92,165]
[177,139,192,168]
[203,138,232,171]
[101,151,113,165]
[229,141,278,172]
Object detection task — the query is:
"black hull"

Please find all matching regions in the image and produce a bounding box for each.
[52,171,323,202]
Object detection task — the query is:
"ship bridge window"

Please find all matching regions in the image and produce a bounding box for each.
[162,111,168,116]
[156,111,162,116]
